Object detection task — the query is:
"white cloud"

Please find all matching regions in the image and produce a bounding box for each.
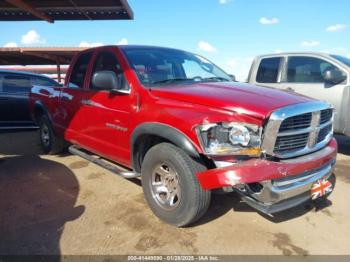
[219,0,232,4]
[347,54,350,59]
[198,41,217,52]
[259,17,279,25]
[78,41,104,47]
[274,49,283,53]
[301,40,320,47]
[326,24,348,32]
[117,38,128,45]
[21,30,45,45]
[4,42,18,47]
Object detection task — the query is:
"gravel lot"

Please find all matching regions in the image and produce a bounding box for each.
[0,130,349,255]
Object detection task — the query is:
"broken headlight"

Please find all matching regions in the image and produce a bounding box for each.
[196,122,262,156]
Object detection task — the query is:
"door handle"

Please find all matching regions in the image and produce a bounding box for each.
[81,99,93,106]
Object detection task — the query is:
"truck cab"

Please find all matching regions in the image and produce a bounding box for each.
[248,53,350,136]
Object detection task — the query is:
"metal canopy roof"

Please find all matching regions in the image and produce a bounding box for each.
[0,47,84,65]
[0,0,133,23]
[0,47,86,82]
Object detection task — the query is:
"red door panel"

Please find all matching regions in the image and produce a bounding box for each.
[79,91,132,166]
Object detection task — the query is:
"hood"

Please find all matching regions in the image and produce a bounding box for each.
[150,82,314,119]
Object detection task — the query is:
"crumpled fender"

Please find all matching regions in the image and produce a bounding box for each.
[197,138,337,190]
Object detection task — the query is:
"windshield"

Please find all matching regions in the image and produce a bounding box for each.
[122,47,232,87]
[331,55,350,67]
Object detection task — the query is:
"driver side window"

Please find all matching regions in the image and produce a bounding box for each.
[90,51,128,91]
[286,56,340,83]
[69,52,92,89]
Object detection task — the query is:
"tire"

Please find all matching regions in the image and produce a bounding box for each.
[141,142,211,227]
[38,115,66,155]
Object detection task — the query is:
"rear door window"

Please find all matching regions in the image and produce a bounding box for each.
[256,57,281,83]
[2,74,32,94]
[69,52,93,88]
[286,56,338,83]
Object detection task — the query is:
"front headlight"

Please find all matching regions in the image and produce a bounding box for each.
[196,122,262,156]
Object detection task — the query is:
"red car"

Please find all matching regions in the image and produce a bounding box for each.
[29,46,337,226]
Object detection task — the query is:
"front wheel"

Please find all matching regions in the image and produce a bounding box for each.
[141,143,211,227]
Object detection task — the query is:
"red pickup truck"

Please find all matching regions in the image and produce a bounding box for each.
[29,45,337,227]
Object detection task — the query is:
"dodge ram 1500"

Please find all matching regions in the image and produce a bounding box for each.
[29,46,337,227]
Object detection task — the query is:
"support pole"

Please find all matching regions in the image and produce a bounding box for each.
[56,60,61,83]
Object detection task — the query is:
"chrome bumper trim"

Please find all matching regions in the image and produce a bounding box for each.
[235,158,336,212]
[254,159,335,204]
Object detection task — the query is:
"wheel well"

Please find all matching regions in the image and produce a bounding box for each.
[133,134,170,173]
[33,105,45,124]
[132,134,215,173]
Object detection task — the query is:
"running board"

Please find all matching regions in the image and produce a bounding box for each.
[68,145,140,179]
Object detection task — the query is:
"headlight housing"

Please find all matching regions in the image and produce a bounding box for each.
[196,122,262,156]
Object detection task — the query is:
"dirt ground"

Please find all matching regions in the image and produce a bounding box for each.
[0,130,349,255]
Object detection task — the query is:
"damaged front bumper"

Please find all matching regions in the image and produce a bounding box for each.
[197,138,337,214]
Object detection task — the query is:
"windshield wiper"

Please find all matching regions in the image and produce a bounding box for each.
[151,78,193,85]
[201,77,230,82]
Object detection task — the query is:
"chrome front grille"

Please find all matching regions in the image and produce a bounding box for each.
[274,133,309,153]
[262,101,334,159]
[320,109,333,125]
[317,124,332,143]
[279,113,312,132]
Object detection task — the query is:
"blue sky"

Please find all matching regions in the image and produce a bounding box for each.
[1,0,349,80]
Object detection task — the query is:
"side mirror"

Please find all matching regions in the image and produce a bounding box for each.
[324,69,347,85]
[92,70,120,91]
[229,74,236,82]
